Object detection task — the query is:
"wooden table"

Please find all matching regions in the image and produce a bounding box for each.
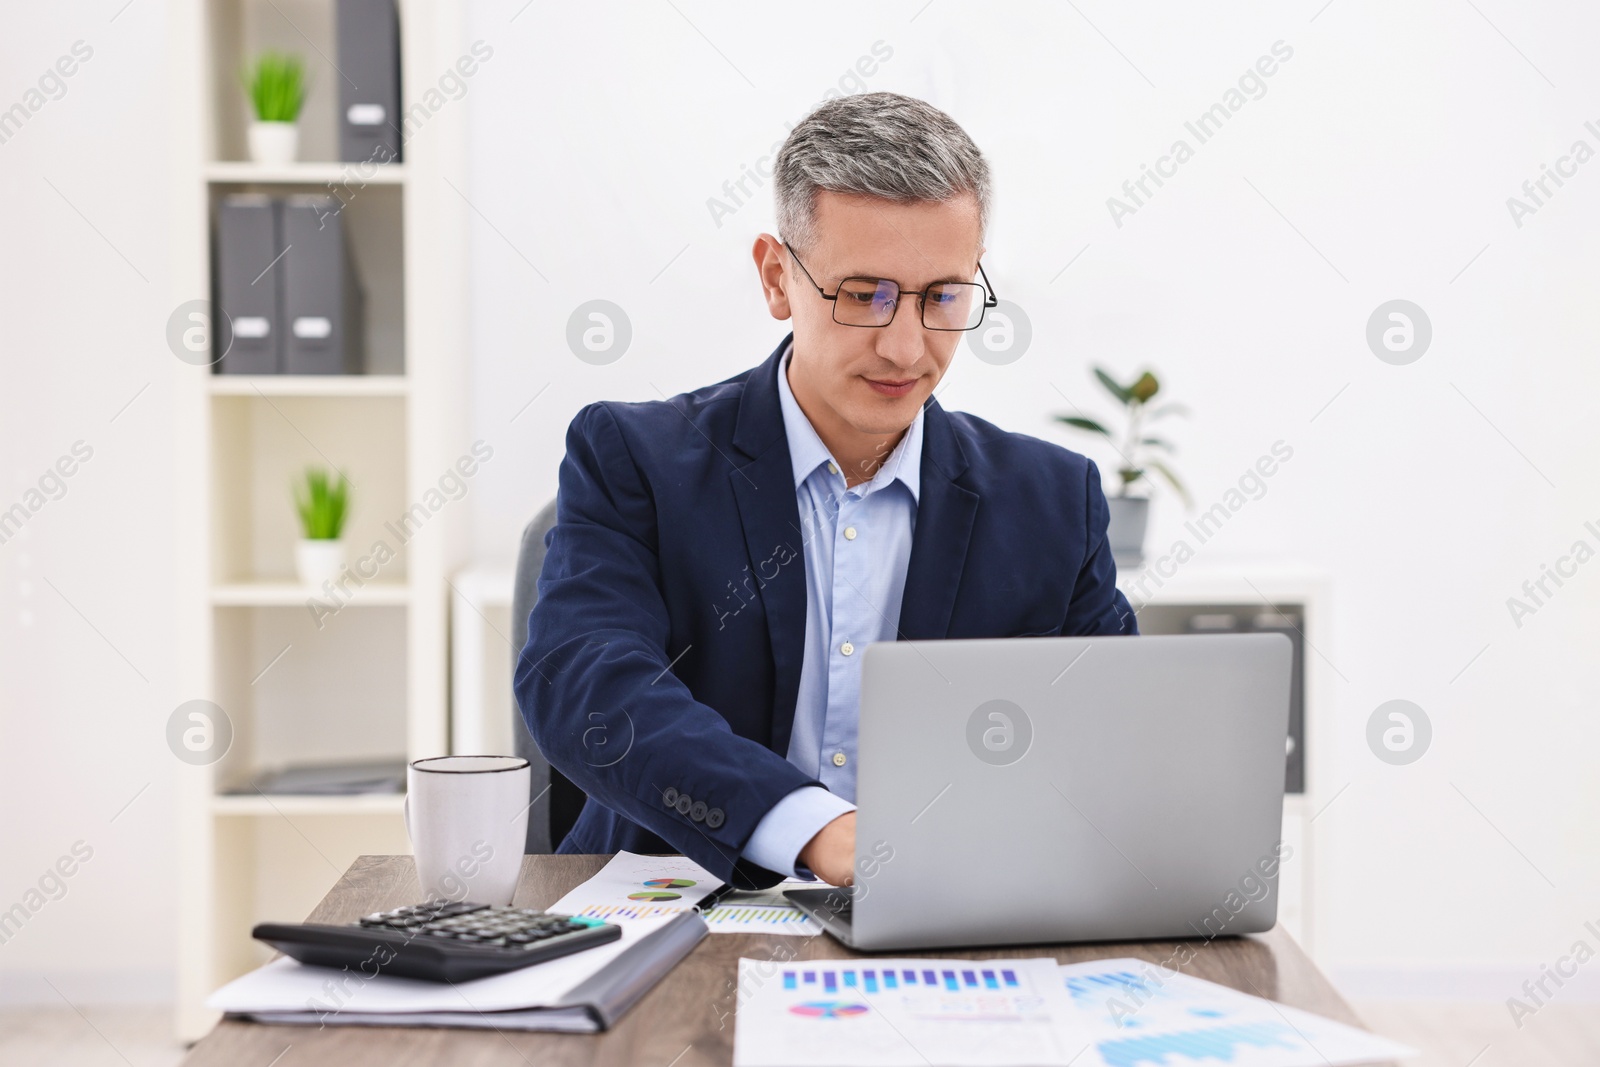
[184,855,1391,1066]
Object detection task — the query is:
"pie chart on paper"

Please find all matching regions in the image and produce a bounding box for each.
[642,878,697,889]
[789,1002,870,1019]
[628,890,683,901]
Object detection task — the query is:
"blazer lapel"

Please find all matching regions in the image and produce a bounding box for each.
[729,337,808,755]
[898,399,978,640]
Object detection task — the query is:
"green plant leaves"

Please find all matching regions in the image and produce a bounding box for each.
[1056,415,1111,436]
[293,467,349,540]
[241,51,306,123]
[1058,366,1191,509]
[1092,366,1132,405]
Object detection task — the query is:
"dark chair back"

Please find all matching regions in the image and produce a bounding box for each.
[511,499,588,853]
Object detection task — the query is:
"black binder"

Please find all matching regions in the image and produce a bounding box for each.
[336,0,403,164]
[213,194,282,374]
[280,195,366,375]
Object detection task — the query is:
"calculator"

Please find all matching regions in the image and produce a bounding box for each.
[253,901,622,983]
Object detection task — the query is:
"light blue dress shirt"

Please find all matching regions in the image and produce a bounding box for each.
[740,342,924,878]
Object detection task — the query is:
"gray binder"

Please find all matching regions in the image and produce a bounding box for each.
[213,194,282,374]
[233,912,708,1032]
[336,0,403,164]
[281,195,365,375]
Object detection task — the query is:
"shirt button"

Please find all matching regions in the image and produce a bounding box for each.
[827,461,839,475]
[843,526,858,541]
[840,641,854,656]
[832,752,848,767]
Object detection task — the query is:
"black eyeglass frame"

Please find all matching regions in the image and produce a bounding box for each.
[786,245,999,331]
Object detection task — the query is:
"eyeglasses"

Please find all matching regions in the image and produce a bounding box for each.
[786,245,998,331]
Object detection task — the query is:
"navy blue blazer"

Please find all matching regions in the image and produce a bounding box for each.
[515,335,1136,888]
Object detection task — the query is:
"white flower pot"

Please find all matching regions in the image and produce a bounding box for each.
[1105,496,1150,569]
[248,121,300,166]
[295,539,345,589]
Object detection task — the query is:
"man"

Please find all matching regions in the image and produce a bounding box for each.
[516,92,1135,892]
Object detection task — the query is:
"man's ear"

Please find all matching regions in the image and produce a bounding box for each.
[752,234,793,321]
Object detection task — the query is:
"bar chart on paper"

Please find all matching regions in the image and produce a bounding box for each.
[703,902,820,934]
[1057,960,1415,1067]
[700,877,824,934]
[734,956,1076,1067]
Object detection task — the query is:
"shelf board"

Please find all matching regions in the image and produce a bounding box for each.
[212,581,411,607]
[212,793,406,817]
[209,375,408,398]
[206,161,407,186]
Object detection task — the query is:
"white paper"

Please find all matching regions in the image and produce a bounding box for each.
[1055,958,1417,1067]
[549,850,722,921]
[733,956,1076,1067]
[247,1007,600,1033]
[704,879,823,936]
[553,855,827,934]
[207,914,676,1020]
[731,953,1416,1067]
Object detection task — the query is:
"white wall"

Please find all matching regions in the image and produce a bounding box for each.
[0,2,175,999]
[1,0,1596,1008]
[462,0,1600,991]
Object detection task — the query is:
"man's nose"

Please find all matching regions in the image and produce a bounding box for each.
[875,297,927,372]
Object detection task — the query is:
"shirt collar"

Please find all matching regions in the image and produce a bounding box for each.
[774,338,923,503]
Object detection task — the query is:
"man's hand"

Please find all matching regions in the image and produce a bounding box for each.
[797,811,856,887]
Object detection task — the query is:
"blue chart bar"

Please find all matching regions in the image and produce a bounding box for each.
[786,966,1032,999]
[1098,1022,1297,1067]
[1069,972,1146,995]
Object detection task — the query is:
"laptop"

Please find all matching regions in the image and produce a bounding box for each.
[785,632,1293,950]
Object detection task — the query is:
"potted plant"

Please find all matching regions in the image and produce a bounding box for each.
[293,467,349,588]
[1055,367,1191,568]
[241,51,306,166]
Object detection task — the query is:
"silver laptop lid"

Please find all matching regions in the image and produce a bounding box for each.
[851,633,1292,950]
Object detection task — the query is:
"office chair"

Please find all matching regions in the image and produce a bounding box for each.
[510,498,589,853]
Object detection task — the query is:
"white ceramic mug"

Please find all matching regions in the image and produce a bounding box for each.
[406,756,530,906]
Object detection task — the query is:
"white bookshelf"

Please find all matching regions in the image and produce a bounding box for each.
[207,374,410,397]
[210,581,411,606]
[205,160,409,185]
[170,0,469,1039]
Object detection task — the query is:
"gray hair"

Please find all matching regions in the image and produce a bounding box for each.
[774,92,991,253]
